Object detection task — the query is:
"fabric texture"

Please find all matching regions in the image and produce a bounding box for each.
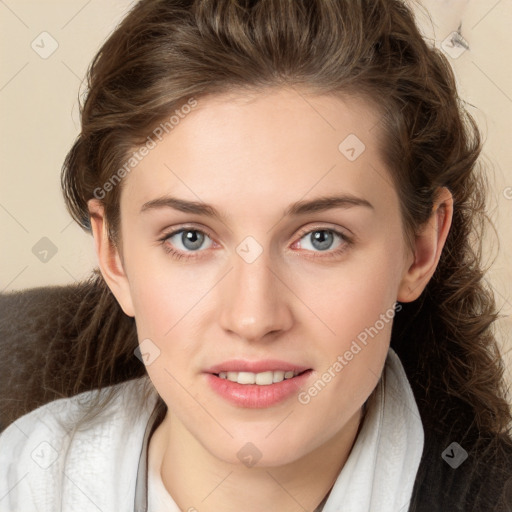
[408,424,512,511]
[0,377,158,511]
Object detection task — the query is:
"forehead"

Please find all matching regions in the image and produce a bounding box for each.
[120,87,396,221]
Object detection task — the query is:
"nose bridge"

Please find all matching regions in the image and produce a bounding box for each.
[219,237,292,341]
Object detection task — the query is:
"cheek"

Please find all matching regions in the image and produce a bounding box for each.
[291,238,404,401]
[124,234,207,337]
[295,242,404,344]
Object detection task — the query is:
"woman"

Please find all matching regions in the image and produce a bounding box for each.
[0,0,511,510]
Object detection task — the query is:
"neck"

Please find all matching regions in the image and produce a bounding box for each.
[150,406,366,512]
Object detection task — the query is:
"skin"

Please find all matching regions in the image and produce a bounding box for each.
[88,87,453,512]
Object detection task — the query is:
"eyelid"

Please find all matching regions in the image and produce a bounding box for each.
[294,223,354,243]
[159,223,216,242]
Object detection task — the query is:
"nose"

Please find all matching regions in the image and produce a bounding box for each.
[218,247,293,343]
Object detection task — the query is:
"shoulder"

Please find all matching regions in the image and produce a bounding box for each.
[410,425,512,511]
[0,377,157,512]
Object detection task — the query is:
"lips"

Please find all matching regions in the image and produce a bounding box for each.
[204,359,311,374]
[204,359,313,408]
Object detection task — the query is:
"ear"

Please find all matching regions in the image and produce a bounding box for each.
[397,187,453,302]
[87,199,135,317]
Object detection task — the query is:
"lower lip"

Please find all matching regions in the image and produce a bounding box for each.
[205,370,313,408]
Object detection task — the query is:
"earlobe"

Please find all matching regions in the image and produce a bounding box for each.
[87,199,135,317]
[397,187,453,302]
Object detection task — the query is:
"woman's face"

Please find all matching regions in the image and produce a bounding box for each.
[112,88,414,466]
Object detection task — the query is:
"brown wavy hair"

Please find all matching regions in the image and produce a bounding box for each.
[55,0,512,441]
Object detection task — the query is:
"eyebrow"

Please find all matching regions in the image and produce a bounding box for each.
[140,194,374,220]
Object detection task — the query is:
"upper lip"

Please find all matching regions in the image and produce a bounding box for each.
[205,359,311,374]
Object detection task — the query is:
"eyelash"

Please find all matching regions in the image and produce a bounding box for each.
[158,225,353,261]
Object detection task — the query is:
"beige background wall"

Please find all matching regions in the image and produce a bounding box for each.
[1,1,511,388]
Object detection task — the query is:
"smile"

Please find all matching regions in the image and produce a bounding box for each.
[205,367,313,408]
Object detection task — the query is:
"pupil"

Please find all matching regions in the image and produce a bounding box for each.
[312,230,332,251]
[183,230,204,250]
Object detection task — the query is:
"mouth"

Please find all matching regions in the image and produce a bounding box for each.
[204,361,313,408]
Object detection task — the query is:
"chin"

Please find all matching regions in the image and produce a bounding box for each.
[200,428,320,469]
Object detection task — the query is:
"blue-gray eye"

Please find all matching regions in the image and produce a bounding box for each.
[165,229,212,251]
[299,230,342,252]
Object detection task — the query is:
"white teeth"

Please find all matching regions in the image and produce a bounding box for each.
[217,370,301,385]
[255,371,273,385]
[272,370,285,383]
[237,372,256,385]
[227,371,238,381]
